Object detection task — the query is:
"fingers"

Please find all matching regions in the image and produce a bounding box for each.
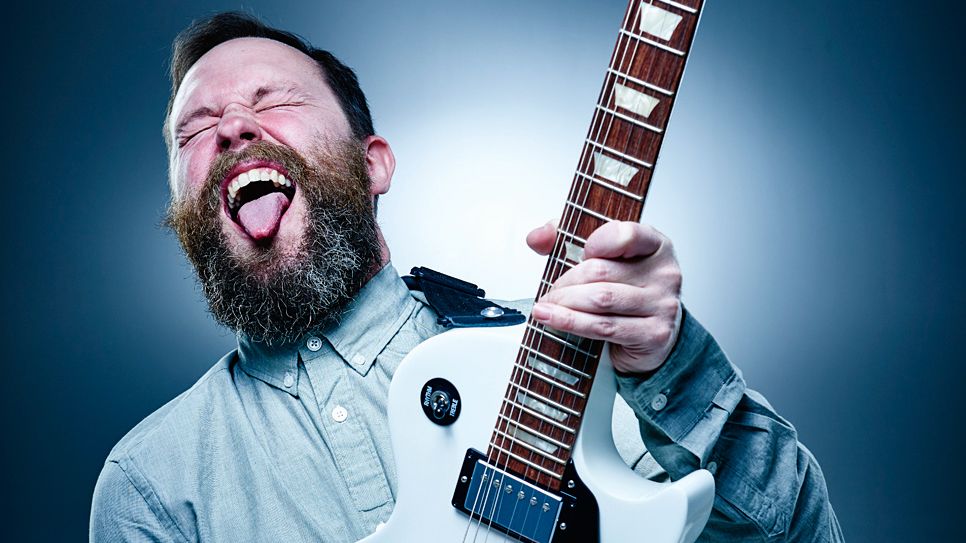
[526,220,557,256]
[538,282,678,317]
[584,221,666,260]
[531,301,675,347]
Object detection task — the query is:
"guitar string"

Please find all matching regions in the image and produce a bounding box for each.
[475,2,651,541]
[471,0,636,541]
[473,1,652,540]
[467,0,690,538]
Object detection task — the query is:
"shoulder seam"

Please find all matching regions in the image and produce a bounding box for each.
[112,459,191,543]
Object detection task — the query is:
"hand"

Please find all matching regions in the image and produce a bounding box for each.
[526,220,683,375]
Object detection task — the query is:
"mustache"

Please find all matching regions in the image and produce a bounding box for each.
[202,141,310,200]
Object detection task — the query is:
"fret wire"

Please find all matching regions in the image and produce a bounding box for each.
[521,344,594,379]
[498,419,572,450]
[525,324,599,358]
[513,363,587,398]
[596,104,663,134]
[585,138,653,169]
[555,228,588,245]
[566,199,612,223]
[502,398,580,431]
[619,29,686,57]
[498,412,575,437]
[606,68,674,96]
[504,384,580,417]
[491,429,567,464]
[574,171,644,202]
[550,257,575,270]
[487,444,563,478]
[654,0,698,14]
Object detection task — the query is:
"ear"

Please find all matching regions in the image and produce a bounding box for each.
[363,135,395,197]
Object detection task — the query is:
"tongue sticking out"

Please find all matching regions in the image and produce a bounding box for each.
[236,192,290,240]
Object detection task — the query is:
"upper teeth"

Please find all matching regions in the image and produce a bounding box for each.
[226,167,290,203]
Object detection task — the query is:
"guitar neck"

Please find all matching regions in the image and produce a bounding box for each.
[488,0,705,491]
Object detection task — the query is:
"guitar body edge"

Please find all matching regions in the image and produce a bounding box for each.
[359,325,714,542]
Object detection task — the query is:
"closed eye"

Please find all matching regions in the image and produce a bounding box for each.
[178,125,215,147]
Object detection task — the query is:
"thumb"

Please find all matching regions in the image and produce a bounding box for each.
[526,220,557,256]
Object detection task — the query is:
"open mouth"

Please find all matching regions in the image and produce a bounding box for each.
[223,165,296,241]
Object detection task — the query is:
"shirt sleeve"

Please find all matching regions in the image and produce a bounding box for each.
[90,460,184,543]
[615,309,844,541]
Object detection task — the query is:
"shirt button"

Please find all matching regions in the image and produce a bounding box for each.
[706,461,718,474]
[351,354,366,366]
[650,393,667,411]
[283,372,295,388]
[306,336,323,352]
[331,405,349,423]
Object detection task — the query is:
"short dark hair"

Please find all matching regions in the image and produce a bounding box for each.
[164,11,374,148]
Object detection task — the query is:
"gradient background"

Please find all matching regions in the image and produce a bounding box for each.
[4,0,964,541]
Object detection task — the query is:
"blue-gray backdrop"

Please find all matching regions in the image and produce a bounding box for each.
[4,1,964,541]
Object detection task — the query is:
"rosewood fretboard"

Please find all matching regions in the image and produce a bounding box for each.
[486,0,705,491]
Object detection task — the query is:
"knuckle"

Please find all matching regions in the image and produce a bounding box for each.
[661,298,680,317]
[593,287,617,310]
[595,318,619,339]
[652,324,673,345]
[588,259,610,281]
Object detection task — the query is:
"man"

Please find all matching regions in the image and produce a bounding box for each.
[91,12,843,542]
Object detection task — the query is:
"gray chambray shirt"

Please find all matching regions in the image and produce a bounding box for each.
[90,264,843,542]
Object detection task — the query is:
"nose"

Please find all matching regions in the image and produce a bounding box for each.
[216,107,262,152]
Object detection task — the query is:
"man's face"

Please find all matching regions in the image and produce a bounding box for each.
[165,38,388,344]
[168,37,355,256]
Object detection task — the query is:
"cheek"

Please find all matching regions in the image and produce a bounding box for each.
[174,147,215,200]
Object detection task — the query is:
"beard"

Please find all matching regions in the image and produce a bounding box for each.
[166,139,382,346]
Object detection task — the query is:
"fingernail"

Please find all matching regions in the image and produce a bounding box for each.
[531,303,551,321]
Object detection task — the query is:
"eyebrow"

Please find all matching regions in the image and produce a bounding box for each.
[175,84,300,134]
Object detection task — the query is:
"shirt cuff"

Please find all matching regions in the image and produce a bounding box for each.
[615,307,746,478]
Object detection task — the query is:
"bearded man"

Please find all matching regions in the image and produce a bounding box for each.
[90,12,843,543]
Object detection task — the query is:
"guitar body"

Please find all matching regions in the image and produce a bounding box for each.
[359,325,714,543]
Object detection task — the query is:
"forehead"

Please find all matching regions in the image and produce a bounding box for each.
[171,37,329,123]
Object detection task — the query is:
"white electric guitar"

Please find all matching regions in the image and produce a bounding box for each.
[362,1,713,541]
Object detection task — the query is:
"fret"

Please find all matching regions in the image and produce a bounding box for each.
[556,228,588,245]
[500,419,572,451]
[613,83,661,119]
[575,171,644,202]
[550,256,575,270]
[619,28,685,57]
[565,199,612,223]
[512,392,573,424]
[596,104,663,134]
[499,413,576,440]
[607,67,674,97]
[521,344,593,379]
[653,0,698,15]
[513,363,586,398]
[488,443,562,479]
[508,396,576,430]
[586,139,653,169]
[505,385,580,417]
[493,428,567,462]
[526,324,598,358]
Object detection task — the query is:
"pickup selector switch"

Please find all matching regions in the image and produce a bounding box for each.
[421,378,461,426]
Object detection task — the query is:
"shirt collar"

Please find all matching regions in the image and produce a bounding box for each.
[236,263,417,396]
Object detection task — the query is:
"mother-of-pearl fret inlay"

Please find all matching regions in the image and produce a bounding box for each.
[510,425,560,455]
[525,353,581,386]
[516,390,569,421]
[592,151,638,186]
[639,2,683,41]
[564,241,584,263]
[614,83,660,118]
